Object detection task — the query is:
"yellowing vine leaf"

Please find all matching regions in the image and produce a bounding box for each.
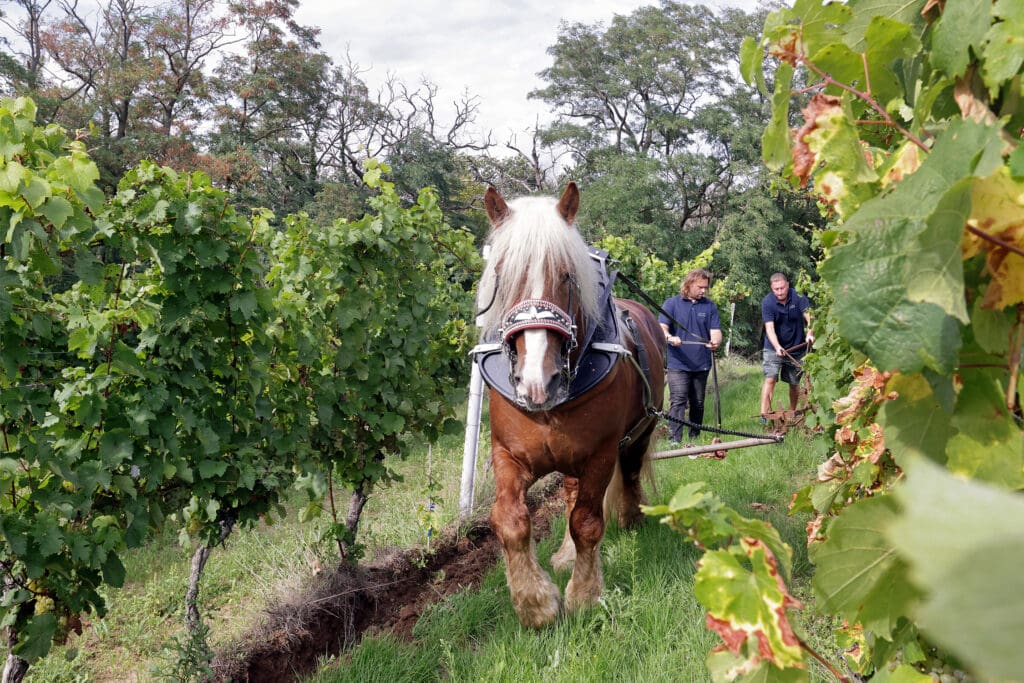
[695,539,805,673]
[792,93,878,218]
[965,166,1024,308]
[878,142,921,188]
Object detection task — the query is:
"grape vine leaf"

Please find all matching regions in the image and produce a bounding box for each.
[820,119,1003,373]
[706,648,809,683]
[981,0,1024,97]
[903,178,971,321]
[877,372,955,465]
[867,664,934,683]
[789,0,851,58]
[841,0,926,54]
[1009,145,1024,178]
[969,292,1013,354]
[792,94,877,217]
[931,0,992,79]
[964,166,1024,309]
[12,613,57,663]
[695,540,804,671]
[810,16,919,114]
[945,367,1024,488]
[52,152,101,204]
[888,457,1024,681]
[809,494,919,638]
[740,36,766,96]
[762,62,794,171]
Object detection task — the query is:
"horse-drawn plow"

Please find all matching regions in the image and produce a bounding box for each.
[761,407,808,435]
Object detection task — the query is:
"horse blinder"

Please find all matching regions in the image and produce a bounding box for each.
[499,298,579,392]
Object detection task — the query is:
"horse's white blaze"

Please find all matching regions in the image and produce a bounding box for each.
[520,329,549,404]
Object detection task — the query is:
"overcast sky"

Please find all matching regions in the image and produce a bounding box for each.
[294,0,762,147]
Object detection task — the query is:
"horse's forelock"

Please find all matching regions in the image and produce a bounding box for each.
[477,196,599,335]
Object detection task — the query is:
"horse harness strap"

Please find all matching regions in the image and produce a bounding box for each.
[499,296,579,383]
[616,308,660,452]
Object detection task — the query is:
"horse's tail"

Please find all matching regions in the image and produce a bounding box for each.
[603,457,624,525]
[639,435,657,503]
[604,434,657,527]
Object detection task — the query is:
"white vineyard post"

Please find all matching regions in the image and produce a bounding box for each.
[459,362,485,519]
[725,301,736,357]
[459,245,490,519]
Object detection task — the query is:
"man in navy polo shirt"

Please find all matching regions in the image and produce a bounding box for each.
[760,272,814,418]
[660,268,722,446]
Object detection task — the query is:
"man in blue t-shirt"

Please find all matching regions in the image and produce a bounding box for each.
[760,272,814,418]
[659,268,722,446]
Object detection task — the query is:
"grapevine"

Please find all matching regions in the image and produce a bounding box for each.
[649,2,1024,681]
[1,98,481,678]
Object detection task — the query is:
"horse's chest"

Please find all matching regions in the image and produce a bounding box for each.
[531,404,617,453]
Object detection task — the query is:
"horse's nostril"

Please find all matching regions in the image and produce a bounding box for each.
[513,374,522,384]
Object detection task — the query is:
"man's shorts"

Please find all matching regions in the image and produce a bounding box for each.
[762,349,803,385]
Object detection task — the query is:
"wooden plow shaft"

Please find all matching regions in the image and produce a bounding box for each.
[652,437,781,461]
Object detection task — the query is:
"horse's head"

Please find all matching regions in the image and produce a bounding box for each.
[479,183,597,411]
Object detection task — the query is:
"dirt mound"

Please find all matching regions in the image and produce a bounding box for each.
[211,475,564,682]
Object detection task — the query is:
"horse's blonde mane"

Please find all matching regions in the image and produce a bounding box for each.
[477,196,600,336]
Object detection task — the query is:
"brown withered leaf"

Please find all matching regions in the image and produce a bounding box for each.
[818,452,849,482]
[791,93,843,187]
[805,514,825,546]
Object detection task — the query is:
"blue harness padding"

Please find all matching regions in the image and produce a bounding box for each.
[472,247,644,409]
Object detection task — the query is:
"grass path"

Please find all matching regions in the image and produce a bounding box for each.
[309,360,839,682]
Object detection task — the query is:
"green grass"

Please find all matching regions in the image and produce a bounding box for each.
[28,358,838,682]
[309,359,841,683]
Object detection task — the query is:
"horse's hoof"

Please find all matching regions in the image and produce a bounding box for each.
[513,583,562,628]
[564,580,602,612]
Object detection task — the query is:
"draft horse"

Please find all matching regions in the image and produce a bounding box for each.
[475,183,665,628]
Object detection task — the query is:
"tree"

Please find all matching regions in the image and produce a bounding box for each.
[207,2,492,220]
[143,0,236,138]
[713,186,818,352]
[528,0,820,304]
[204,0,335,214]
[533,2,730,158]
[5,0,234,189]
[572,153,679,258]
[0,0,53,96]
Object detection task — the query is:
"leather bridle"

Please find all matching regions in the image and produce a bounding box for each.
[498,275,581,385]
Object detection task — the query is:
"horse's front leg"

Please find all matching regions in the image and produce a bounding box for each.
[491,449,562,628]
[564,452,615,612]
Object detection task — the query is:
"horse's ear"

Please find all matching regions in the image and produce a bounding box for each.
[484,186,510,226]
[557,182,580,225]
